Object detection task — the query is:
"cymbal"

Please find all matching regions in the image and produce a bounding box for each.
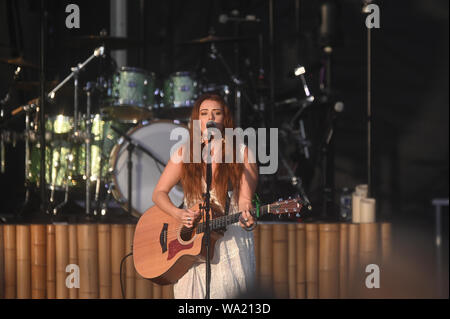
[14,81,59,91]
[180,35,251,45]
[65,35,143,50]
[0,56,39,69]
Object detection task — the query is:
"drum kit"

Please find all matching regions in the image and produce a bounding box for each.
[0,32,243,221]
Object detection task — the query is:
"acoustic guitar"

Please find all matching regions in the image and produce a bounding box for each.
[133,196,304,285]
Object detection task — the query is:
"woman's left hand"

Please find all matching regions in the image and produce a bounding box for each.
[239,210,256,230]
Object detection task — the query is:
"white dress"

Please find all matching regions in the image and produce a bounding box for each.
[173,185,256,299]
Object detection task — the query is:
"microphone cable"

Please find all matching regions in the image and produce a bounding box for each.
[120,251,133,299]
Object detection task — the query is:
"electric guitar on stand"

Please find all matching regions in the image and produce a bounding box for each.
[133,195,306,285]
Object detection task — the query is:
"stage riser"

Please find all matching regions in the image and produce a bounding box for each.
[0,222,391,299]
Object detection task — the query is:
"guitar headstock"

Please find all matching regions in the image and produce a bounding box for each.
[268,195,303,215]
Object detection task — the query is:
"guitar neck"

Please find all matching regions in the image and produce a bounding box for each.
[196,205,269,234]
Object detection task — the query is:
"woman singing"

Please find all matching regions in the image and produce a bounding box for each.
[152,93,258,298]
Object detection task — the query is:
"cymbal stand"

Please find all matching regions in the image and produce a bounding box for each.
[48,143,57,210]
[23,108,32,208]
[94,120,110,216]
[256,33,268,126]
[96,152,111,216]
[0,67,22,175]
[0,129,4,174]
[47,45,105,127]
[84,82,94,218]
[52,175,70,216]
[100,179,114,216]
[93,175,102,216]
[278,145,312,211]
[208,43,252,127]
[0,66,22,119]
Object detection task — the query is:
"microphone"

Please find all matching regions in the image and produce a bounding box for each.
[219,14,260,24]
[206,121,216,129]
[205,121,219,143]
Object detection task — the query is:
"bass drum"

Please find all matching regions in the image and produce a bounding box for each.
[109,121,187,217]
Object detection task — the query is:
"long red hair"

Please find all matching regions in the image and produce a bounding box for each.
[180,93,244,210]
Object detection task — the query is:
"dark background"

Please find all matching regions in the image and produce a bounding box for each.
[0,0,448,224]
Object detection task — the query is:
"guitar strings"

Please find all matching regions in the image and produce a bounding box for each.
[160,203,297,238]
[163,214,243,238]
[161,212,249,238]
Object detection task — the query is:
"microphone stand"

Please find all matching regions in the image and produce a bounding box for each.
[201,129,213,299]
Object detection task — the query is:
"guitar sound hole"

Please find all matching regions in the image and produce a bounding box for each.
[180,227,195,242]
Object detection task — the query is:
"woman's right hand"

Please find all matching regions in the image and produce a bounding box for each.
[176,208,201,228]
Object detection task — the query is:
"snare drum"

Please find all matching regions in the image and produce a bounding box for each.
[109,121,186,217]
[102,66,156,122]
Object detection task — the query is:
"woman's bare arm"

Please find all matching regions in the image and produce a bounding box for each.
[152,147,200,227]
[238,146,259,228]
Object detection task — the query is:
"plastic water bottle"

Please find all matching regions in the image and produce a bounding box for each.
[339,187,352,221]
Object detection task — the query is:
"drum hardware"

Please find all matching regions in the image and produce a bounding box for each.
[10,98,39,117]
[0,128,20,174]
[109,122,185,217]
[51,158,72,216]
[47,45,105,134]
[41,46,105,218]
[0,132,5,173]
[109,124,166,216]
[1,66,22,118]
[207,43,248,127]
[23,107,32,207]
[92,175,102,216]
[100,180,114,216]
[294,65,315,104]
[278,151,312,211]
[84,82,94,218]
